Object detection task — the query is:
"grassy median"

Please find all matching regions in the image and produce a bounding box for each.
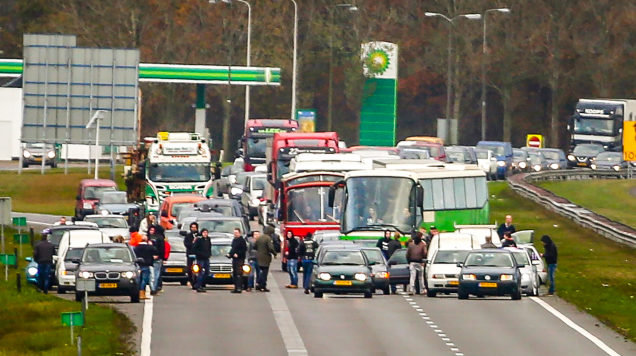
[537,179,636,228]
[0,167,126,216]
[0,228,134,355]
[489,182,636,342]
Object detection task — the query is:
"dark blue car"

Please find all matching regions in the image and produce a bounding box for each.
[457,249,523,300]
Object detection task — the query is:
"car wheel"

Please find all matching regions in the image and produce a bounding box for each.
[426,289,437,298]
[511,288,522,300]
[364,291,373,299]
[314,291,323,298]
[382,286,390,295]
[457,288,469,300]
[57,287,66,294]
[75,292,84,302]
[180,280,187,286]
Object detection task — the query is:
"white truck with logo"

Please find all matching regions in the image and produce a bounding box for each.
[144,132,212,213]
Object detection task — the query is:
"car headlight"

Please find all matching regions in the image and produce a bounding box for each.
[80,271,93,279]
[47,150,56,159]
[123,271,135,279]
[497,161,506,167]
[375,272,389,279]
[192,264,201,273]
[462,274,476,280]
[550,163,559,170]
[500,274,513,281]
[590,164,597,170]
[518,162,527,169]
[242,264,252,274]
[612,165,620,171]
[100,209,110,215]
[567,154,575,161]
[432,274,445,279]
[318,272,331,281]
[533,165,541,172]
[23,150,31,158]
[354,273,367,281]
[231,187,243,196]
[27,267,38,276]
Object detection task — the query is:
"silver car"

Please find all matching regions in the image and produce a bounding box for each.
[506,247,540,296]
[240,173,267,220]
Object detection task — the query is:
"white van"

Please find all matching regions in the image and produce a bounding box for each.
[56,229,111,293]
[426,232,481,297]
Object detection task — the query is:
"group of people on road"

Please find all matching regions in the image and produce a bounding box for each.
[283,231,319,294]
[130,213,170,300]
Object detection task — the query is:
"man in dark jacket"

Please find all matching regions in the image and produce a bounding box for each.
[149,228,166,295]
[284,231,300,288]
[501,231,517,248]
[481,235,498,249]
[245,231,260,292]
[134,235,159,300]
[255,226,277,292]
[497,215,516,240]
[33,235,55,293]
[541,235,558,295]
[387,233,402,294]
[229,228,248,293]
[406,232,427,295]
[298,232,319,294]
[376,230,392,260]
[193,229,212,293]
[183,222,199,286]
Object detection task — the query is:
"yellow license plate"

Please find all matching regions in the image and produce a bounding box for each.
[577,162,587,166]
[448,280,459,285]
[334,280,352,286]
[213,273,231,278]
[165,268,183,273]
[479,282,497,288]
[99,283,117,288]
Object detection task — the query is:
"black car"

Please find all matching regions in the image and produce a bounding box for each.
[567,143,605,168]
[312,249,374,298]
[591,151,631,171]
[190,238,250,287]
[93,191,142,225]
[162,237,188,285]
[74,243,140,303]
[387,249,410,292]
[457,249,523,300]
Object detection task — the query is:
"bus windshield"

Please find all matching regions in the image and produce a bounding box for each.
[149,163,211,183]
[343,176,416,234]
[287,186,339,223]
[246,137,267,158]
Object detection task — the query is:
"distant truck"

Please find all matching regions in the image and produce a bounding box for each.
[240,118,299,171]
[568,99,636,151]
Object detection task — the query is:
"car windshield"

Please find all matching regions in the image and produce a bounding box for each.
[513,150,527,159]
[464,252,514,267]
[65,248,84,261]
[388,249,407,264]
[343,176,416,233]
[287,186,339,223]
[477,144,505,156]
[149,163,211,183]
[100,192,127,204]
[171,202,195,217]
[362,249,385,265]
[321,251,366,265]
[82,246,132,263]
[447,151,468,163]
[512,251,530,265]
[433,250,470,264]
[84,216,128,229]
[475,150,490,160]
[84,186,116,200]
[198,220,243,234]
[596,152,622,162]
[573,118,614,135]
[168,238,186,253]
[251,176,266,190]
[211,244,232,257]
[246,137,267,157]
[541,151,561,160]
[573,145,604,155]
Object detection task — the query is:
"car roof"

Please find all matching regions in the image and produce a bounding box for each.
[84,214,127,219]
[79,179,117,186]
[196,216,242,221]
[86,243,128,248]
[48,224,98,231]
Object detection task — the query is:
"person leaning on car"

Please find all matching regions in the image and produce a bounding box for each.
[33,235,56,293]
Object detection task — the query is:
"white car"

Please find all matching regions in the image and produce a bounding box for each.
[474,148,498,180]
[240,173,267,220]
[56,229,111,293]
[505,247,540,296]
[426,248,472,297]
[83,214,130,241]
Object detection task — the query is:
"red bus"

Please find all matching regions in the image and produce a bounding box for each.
[241,119,298,171]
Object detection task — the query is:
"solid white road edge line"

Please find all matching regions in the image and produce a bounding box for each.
[141,294,153,356]
[529,297,621,356]
[266,275,308,356]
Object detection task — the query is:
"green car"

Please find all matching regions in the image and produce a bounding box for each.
[312,249,374,298]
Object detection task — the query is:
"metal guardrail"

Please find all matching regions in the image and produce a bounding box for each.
[507,169,636,248]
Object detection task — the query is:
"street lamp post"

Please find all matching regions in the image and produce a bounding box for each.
[481,8,510,141]
[424,12,481,127]
[290,0,298,121]
[327,4,358,132]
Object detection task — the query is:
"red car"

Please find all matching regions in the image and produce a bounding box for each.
[74,179,117,220]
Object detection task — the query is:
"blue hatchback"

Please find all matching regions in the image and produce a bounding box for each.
[476,141,513,179]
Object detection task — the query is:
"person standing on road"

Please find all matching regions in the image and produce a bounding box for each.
[541,235,558,295]
[33,235,55,293]
[376,230,392,260]
[284,231,299,288]
[426,226,439,247]
[406,232,427,295]
[192,229,212,293]
[255,226,277,292]
[183,222,199,286]
[481,235,498,249]
[129,226,142,247]
[501,231,517,248]
[246,231,261,292]
[229,228,248,294]
[497,215,516,241]
[387,233,402,294]
[134,235,158,300]
[139,213,157,236]
[298,232,319,295]
[148,226,165,295]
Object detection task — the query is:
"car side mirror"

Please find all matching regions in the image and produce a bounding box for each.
[179,230,187,237]
[517,264,525,268]
[71,258,81,264]
[456,262,463,267]
[388,260,397,266]
[135,257,145,265]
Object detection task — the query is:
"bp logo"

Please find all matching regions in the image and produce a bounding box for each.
[364,49,390,75]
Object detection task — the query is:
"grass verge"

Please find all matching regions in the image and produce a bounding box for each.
[489,182,636,342]
[0,167,126,216]
[537,179,636,228]
[0,228,134,355]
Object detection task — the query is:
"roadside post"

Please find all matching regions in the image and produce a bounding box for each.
[76,278,95,310]
[61,311,84,345]
[0,197,11,256]
[12,217,27,258]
